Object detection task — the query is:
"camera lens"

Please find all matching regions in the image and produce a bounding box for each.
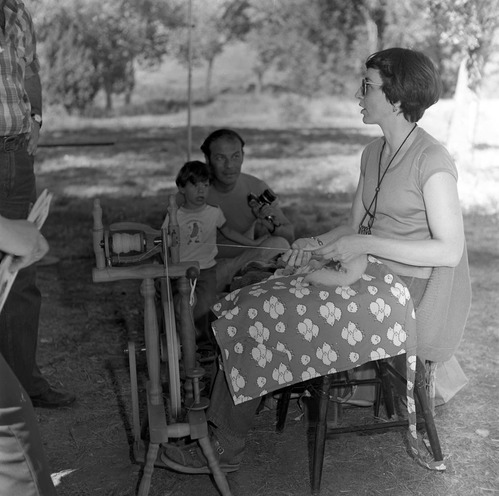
[260,189,277,205]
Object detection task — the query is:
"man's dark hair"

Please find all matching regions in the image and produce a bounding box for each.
[176,161,212,188]
[200,129,245,158]
[366,47,442,123]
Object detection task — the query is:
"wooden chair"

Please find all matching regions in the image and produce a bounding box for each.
[276,246,472,494]
[91,197,233,496]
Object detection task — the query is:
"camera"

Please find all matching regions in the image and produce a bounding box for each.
[247,188,278,209]
[247,188,280,228]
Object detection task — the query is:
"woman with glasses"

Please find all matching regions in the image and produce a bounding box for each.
[288,47,463,289]
[160,48,467,477]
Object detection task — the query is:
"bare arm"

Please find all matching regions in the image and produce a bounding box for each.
[315,172,464,268]
[254,203,295,243]
[24,73,42,156]
[219,224,269,247]
[0,217,49,271]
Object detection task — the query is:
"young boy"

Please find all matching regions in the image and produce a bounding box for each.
[163,161,269,354]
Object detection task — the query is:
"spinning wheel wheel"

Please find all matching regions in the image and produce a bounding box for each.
[91,197,232,496]
[160,277,182,419]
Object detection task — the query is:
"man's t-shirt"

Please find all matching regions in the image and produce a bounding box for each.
[207,173,270,259]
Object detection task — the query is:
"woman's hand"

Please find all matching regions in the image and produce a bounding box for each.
[313,234,367,265]
[282,237,323,267]
[2,219,50,272]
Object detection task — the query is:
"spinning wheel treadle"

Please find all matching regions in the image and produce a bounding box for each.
[91,197,232,496]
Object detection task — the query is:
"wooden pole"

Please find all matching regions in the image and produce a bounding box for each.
[187,0,193,161]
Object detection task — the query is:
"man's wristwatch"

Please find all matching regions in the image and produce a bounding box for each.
[31,113,42,128]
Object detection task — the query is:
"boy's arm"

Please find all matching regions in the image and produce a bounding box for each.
[219,224,269,247]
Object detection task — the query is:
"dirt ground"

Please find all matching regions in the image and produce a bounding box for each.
[31,126,499,496]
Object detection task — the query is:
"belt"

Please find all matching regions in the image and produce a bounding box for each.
[0,133,28,152]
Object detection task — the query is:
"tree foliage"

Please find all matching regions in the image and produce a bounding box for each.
[27,0,181,112]
[41,10,100,113]
[245,0,368,95]
[167,0,252,99]
[426,0,499,91]
[23,0,499,112]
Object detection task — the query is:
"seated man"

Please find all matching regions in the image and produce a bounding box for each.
[200,129,295,292]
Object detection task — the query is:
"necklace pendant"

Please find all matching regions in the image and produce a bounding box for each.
[359,225,371,235]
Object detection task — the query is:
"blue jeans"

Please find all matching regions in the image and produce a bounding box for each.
[0,144,49,396]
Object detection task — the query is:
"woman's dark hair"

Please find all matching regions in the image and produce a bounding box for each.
[366,48,442,122]
[176,161,212,188]
[200,129,245,158]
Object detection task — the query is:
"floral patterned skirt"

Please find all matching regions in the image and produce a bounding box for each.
[211,256,445,470]
[212,256,416,404]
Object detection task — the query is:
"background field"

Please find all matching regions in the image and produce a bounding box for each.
[32,47,499,496]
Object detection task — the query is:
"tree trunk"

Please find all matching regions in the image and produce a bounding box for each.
[360,6,380,53]
[205,57,214,101]
[103,78,113,111]
[446,58,479,171]
[124,60,135,106]
[105,89,113,111]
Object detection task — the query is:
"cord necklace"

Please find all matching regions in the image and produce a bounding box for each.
[359,124,417,235]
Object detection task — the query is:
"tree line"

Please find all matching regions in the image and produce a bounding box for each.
[26,0,499,115]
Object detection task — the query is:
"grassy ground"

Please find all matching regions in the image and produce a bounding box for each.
[30,94,499,496]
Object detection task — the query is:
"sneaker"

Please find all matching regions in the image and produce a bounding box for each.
[30,387,76,408]
[160,438,240,474]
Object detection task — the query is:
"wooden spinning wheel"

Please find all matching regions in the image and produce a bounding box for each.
[92,196,232,496]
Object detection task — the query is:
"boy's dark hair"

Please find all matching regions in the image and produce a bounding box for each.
[200,129,245,158]
[366,47,442,122]
[175,161,212,188]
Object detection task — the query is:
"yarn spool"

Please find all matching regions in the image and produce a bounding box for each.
[111,232,144,254]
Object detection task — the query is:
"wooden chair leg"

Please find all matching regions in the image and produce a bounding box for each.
[311,375,331,494]
[137,442,159,496]
[276,387,292,433]
[377,360,396,418]
[415,358,443,461]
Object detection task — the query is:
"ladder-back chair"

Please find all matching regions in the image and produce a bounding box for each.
[276,245,472,494]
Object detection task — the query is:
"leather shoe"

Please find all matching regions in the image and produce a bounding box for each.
[30,387,76,408]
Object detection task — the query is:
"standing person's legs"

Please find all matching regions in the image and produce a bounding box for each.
[0,146,74,407]
[0,353,57,496]
[0,263,47,395]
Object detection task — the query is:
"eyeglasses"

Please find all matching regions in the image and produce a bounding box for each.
[361,78,383,97]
